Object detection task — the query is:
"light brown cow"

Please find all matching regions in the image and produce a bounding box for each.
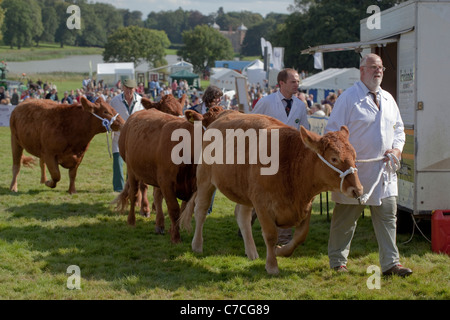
[9,97,125,194]
[132,94,186,219]
[180,111,363,274]
[114,106,224,243]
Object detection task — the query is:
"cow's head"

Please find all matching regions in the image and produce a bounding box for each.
[185,106,225,128]
[81,97,125,132]
[141,94,184,116]
[300,125,363,199]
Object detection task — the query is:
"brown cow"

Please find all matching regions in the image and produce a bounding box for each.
[180,111,363,274]
[125,94,186,220]
[9,97,125,194]
[114,106,224,243]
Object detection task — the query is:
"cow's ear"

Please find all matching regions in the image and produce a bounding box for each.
[95,97,104,104]
[179,94,187,107]
[185,110,203,123]
[300,125,321,153]
[81,96,95,113]
[340,125,349,139]
[141,97,156,110]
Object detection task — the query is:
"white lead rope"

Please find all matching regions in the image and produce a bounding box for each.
[316,152,400,205]
[355,153,400,204]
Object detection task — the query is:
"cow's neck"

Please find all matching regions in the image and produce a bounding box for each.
[292,146,329,203]
[66,108,105,148]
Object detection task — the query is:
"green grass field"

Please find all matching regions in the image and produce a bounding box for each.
[0,126,448,300]
[0,43,104,62]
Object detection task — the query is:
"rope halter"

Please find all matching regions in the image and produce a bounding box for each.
[92,112,120,133]
[316,152,358,194]
[91,112,120,158]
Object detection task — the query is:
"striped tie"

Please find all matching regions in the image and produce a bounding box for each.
[369,92,379,109]
[283,98,292,116]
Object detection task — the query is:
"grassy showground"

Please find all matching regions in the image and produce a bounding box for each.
[0,126,448,300]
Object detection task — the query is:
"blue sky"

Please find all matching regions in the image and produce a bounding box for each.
[96,0,294,18]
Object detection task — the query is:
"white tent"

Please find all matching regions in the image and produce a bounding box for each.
[97,63,135,87]
[243,60,266,86]
[210,68,244,91]
[170,60,193,74]
[299,68,359,102]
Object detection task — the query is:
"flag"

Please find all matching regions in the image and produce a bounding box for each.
[272,47,284,70]
[314,52,324,70]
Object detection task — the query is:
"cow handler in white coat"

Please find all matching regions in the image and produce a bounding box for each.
[109,79,145,192]
[251,68,310,245]
[324,53,412,277]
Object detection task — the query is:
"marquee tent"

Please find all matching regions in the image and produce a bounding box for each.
[97,63,135,87]
[169,69,200,88]
[299,68,359,102]
[210,68,244,91]
[243,60,266,86]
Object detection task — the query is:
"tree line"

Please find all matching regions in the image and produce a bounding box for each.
[0,0,406,73]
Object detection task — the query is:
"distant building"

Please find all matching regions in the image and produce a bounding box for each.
[212,22,247,53]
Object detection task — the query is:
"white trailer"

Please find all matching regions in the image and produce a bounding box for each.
[302,0,450,219]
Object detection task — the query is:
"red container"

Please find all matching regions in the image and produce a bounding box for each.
[432,210,450,255]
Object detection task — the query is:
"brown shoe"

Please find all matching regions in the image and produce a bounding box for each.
[333,265,349,273]
[383,264,412,277]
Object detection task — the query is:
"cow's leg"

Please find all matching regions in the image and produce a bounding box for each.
[255,209,279,275]
[67,167,78,194]
[276,213,311,258]
[191,183,216,253]
[139,182,150,218]
[39,159,47,184]
[159,187,181,244]
[152,187,165,235]
[127,173,139,226]
[42,155,61,189]
[10,138,23,192]
[235,204,259,260]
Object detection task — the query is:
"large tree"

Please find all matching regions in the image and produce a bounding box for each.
[1,0,43,49]
[274,0,407,71]
[178,25,234,73]
[103,26,170,68]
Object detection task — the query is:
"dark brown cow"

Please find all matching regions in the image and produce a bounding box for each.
[180,111,363,274]
[113,107,224,243]
[9,97,125,194]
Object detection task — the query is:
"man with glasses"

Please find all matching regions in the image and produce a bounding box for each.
[110,79,145,192]
[324,53,412,277]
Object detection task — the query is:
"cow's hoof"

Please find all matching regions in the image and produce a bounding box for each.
[155,226,165,235]
[45,180,56,188]
[140,210,150,218]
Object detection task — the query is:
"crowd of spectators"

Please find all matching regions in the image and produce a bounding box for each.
[0,76,342,118]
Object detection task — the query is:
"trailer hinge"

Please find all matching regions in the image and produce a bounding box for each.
[417,101,424,110]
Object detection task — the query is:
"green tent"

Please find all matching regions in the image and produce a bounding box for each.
[169,69,200,88]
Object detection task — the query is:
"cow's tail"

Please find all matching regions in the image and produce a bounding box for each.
[179,191,196,233]
[21,155,36,168]
[111,181,130,213]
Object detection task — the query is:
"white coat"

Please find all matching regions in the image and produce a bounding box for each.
[325,80,405,205]
[251,91,310,130]
[109,93,145,153]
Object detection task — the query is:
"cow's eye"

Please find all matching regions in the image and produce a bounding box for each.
[330,157,338,164]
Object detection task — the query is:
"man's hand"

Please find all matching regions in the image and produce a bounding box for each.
[384,148,402,162]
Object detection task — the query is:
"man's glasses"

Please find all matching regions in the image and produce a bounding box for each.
[361,65,386,72]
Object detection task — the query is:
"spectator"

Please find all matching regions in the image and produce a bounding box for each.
[45,88,59,101]
[61,91,73,104]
